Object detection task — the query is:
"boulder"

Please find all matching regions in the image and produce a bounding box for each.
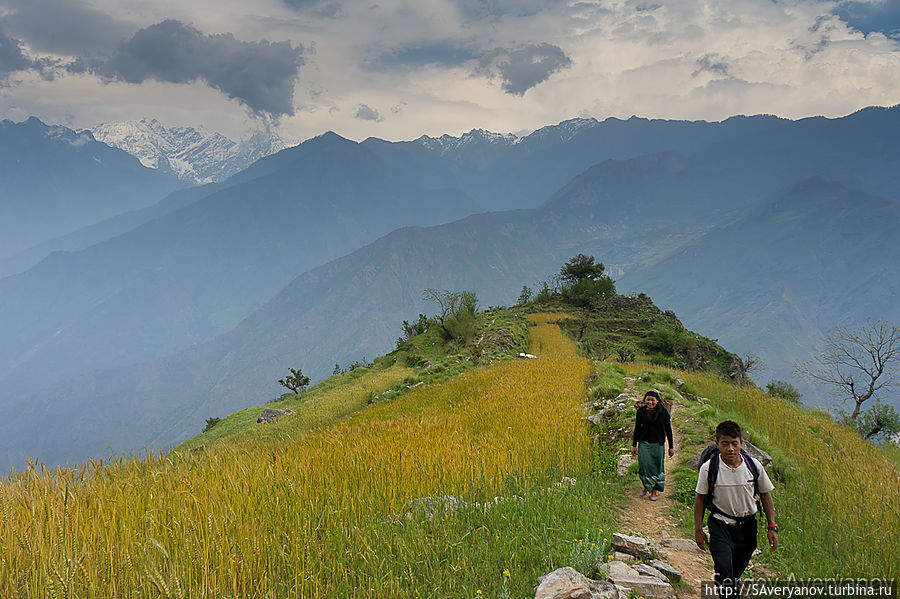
[606,574,675,599]
[648,560,681,582]
[614,393,632,403]
[596,561,639,579]
[610,551,638,563]
[518,352,538,359]
[633,563,667,582]
[534,567,619,599]
[741,440,773,468]
[610,533,653,560]
[257,408,294,424]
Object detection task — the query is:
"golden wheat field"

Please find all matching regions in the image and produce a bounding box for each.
[0,318,592,597]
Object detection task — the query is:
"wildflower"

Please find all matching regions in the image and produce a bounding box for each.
[503,569,511,578]
[476,591,483,596]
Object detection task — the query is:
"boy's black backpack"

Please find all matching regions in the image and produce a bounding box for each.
[698,444,760,519]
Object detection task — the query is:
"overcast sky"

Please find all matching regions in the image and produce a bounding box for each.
[1,0,899,142]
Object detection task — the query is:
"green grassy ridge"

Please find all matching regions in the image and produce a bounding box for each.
[178,306,532,452]
[547,293,740,377]
[182,289,733,454]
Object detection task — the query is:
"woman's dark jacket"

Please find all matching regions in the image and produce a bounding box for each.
[632,405,674,448]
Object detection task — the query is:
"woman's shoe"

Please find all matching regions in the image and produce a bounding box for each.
[639,489,647,497]
[650,493,658,501]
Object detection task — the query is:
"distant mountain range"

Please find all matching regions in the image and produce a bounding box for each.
[90,118,292,185]
[1,106,898,470]
[0,117,182,265]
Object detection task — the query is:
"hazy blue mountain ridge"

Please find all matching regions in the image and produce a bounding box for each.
[618,177,900,399]
[10,153,897,468]
[0,117,183,260]
[0,133,478,398]
[2,107,900,470]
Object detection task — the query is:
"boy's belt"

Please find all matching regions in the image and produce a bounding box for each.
[712,512,756,526]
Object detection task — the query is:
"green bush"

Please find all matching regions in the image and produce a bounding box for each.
[615,343,636,362]
[589,361,626,399]
[562,277,616,308]
[648,325,696,357]
[650,354,685,369]
[765,380,802,404]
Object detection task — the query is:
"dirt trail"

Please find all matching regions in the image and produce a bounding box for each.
[618,376,714,598]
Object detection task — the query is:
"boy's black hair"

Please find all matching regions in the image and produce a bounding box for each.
[715,420,743,441]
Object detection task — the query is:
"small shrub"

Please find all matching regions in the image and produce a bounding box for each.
[518,285,533,304]
[765,380,802,404]
[203,417,221,432]
[650,354,685,369]
[567,531,610,577]
[615,343,636,362]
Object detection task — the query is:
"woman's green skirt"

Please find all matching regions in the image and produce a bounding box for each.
[637,441,666,491]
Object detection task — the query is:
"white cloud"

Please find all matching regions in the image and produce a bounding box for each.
[1,0,899,142]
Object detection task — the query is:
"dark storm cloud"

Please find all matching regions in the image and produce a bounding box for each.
[1,0,132,57]
[0,22,32,79]
[480,42,572,95]
[354,104,382,121]
[82,20,305,117]
[833,1,900,39]
[693,54,731,77]
[369,41,481,70]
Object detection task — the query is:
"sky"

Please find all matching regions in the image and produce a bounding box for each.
[1,0,899,142]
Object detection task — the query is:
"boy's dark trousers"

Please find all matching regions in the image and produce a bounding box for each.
[708,516,757,597]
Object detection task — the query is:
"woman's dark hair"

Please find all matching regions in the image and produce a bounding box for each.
[715,420,743,441]
[643,389,661,401]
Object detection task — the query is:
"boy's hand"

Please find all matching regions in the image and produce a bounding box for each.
[668,447,675,457]
[695,528,707,551]
[631,446,637,457]
[767,529,778,550]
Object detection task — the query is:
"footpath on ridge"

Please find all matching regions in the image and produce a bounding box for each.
[617,374,714,598]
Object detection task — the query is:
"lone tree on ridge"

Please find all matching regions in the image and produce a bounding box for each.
[796,320,900,420]
[278,367,310,395]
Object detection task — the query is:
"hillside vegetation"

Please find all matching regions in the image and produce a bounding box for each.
[0,316,620,597]
[1,288,897,596]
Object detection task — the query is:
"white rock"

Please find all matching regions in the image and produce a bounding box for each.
[611,533,653,560]
[649,560,682,582]
[607,574,675,599]
[633,563,668,582]
[596,561,639,579]
[534,567,619,599]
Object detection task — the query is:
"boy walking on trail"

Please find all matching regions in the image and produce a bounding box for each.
[694,420,778,597]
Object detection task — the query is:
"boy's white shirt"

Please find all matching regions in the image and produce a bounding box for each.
[695,455,774,519]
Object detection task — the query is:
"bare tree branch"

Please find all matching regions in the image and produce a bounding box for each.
[796,320,900,419]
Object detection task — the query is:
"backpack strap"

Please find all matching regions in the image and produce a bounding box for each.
[704,452,721,515]
[741,450,760,497]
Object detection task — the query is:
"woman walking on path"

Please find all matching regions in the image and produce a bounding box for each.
[631,389,674,500]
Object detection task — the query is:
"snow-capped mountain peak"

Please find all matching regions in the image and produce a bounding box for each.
[89,119,293,185]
